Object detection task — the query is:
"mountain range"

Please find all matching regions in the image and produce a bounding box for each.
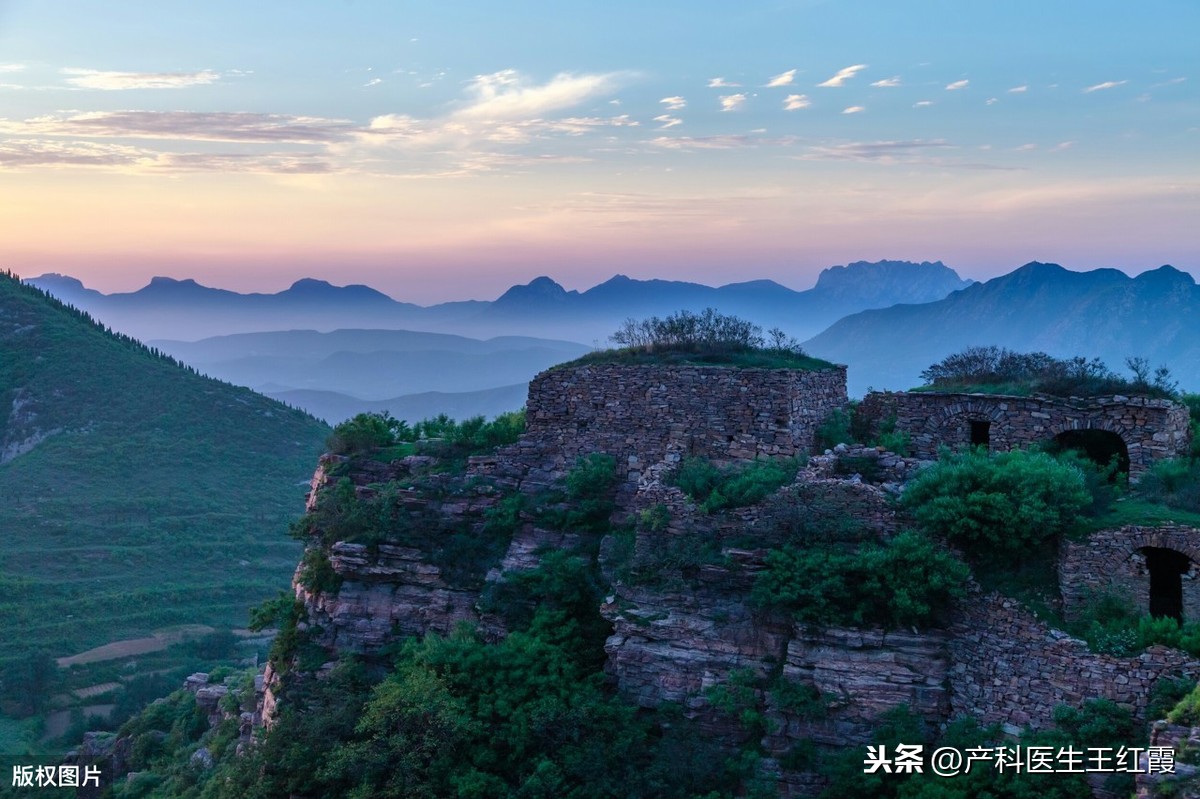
[804,262,1200,396]
[149,329,589,422]
[28,260,973,344]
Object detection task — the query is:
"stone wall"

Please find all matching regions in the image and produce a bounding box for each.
[525,364,847,474]
[948,595,1200,732]
[858,391,1191,480]
[1060,525,1200,622]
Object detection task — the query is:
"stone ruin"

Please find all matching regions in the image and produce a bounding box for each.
[857,390,1191,481]
[283,360,1200,797]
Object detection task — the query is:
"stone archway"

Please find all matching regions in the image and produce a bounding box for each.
[1051,428,1131,478]
[1142,547,1190,622]
[923,401,1010,452]
[1061,526,1200,624]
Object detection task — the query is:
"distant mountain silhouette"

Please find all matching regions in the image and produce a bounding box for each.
[149,329,592,400]
[27,260,972,343]
[803,262,1200,396]
[267,383,529,425]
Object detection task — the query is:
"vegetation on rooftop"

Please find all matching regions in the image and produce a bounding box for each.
[913,345,1179,398]
[558,308,837,370]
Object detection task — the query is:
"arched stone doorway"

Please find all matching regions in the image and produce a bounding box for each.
[1052,429,1130,479]
[1143,547,1190,622]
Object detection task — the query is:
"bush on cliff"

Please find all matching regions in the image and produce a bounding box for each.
[916,346,1178,399]
[671,455,803,513]
[753,530,969,629]
[561,308,836,370]
[901,448,1091,557]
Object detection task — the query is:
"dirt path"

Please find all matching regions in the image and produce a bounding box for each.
[56,625,215,667]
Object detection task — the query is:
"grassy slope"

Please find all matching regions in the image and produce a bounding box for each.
[0,273,329,668]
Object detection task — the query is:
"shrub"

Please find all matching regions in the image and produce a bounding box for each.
[611,308,773,352]
[670,456,801,513]
[918,346,1177,399]
[901,448,1091,557]
[753,531,968,629]
[1139,458,1200,512]
[326,412,399,455]
[814,408,854,451]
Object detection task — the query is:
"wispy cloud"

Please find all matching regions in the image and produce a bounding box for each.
[765,69,796,87]
[453,69,623,120]
[1015,143,1037,151]
[1,111,354,143]
[0,64,26,73]
[800,138,951,163]
[653,114,682,129]
[945,79,969,91]
[707,77,741,88]
[783,94,811,111]
[1053,141,1075,151]
[1150,77,1187,88]
[659,96,686,111]
[0,138,331,174]
[1007,85,1028,93]
[986,97,998,106]
[364,78,382,88]
[913,100,933,108]
[818,64,867,88]
[842,105,865,114]
[870,77,901,88]
[60,68,221,90]
[1083,80,1128,93]
[720,93,746,111]
[649,134,796,150]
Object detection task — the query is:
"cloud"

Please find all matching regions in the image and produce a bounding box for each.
[1150,77,1187,88]
[783,94,811,111]
[659,96,686,111]
[719,93,746,111]
[364,78,382,88]
[707,77,741,88]
[1007,85,1028,93]
[0,139,147,168]
[817,64,867,87]
[453,69,623,120]
[649,134,796,150]
[870,77,901,88]
[1083,80,1128,93]
[1053,141,1075,151]
[913,100,933,108]
[945,79,969,90]
[800,138,952,163]
[60,68,221,90]
[653,114,682,129]
[841,105,865,114]
[1,110,355,143]
[1015,143,1037,151]
[0,138,332,174]
[0,64,26,73]
[986,97,998,105]
[765,69,796,87]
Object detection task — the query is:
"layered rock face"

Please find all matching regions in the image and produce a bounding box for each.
[277,362,1200,798]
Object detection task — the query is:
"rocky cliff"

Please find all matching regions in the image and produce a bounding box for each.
[267,363,1200,796]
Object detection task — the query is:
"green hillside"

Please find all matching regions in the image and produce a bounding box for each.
[0,271,329,670]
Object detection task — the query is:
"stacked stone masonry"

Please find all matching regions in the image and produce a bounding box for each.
[858,390,1191,479]
[1060,525,1200,623]
[525,364,848,474]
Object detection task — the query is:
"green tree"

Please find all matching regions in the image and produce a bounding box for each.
[901,448,1090,557]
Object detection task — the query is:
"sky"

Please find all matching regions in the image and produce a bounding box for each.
[0,0,1197,302]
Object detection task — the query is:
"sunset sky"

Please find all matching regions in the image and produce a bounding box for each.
[1,0,1196,302]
